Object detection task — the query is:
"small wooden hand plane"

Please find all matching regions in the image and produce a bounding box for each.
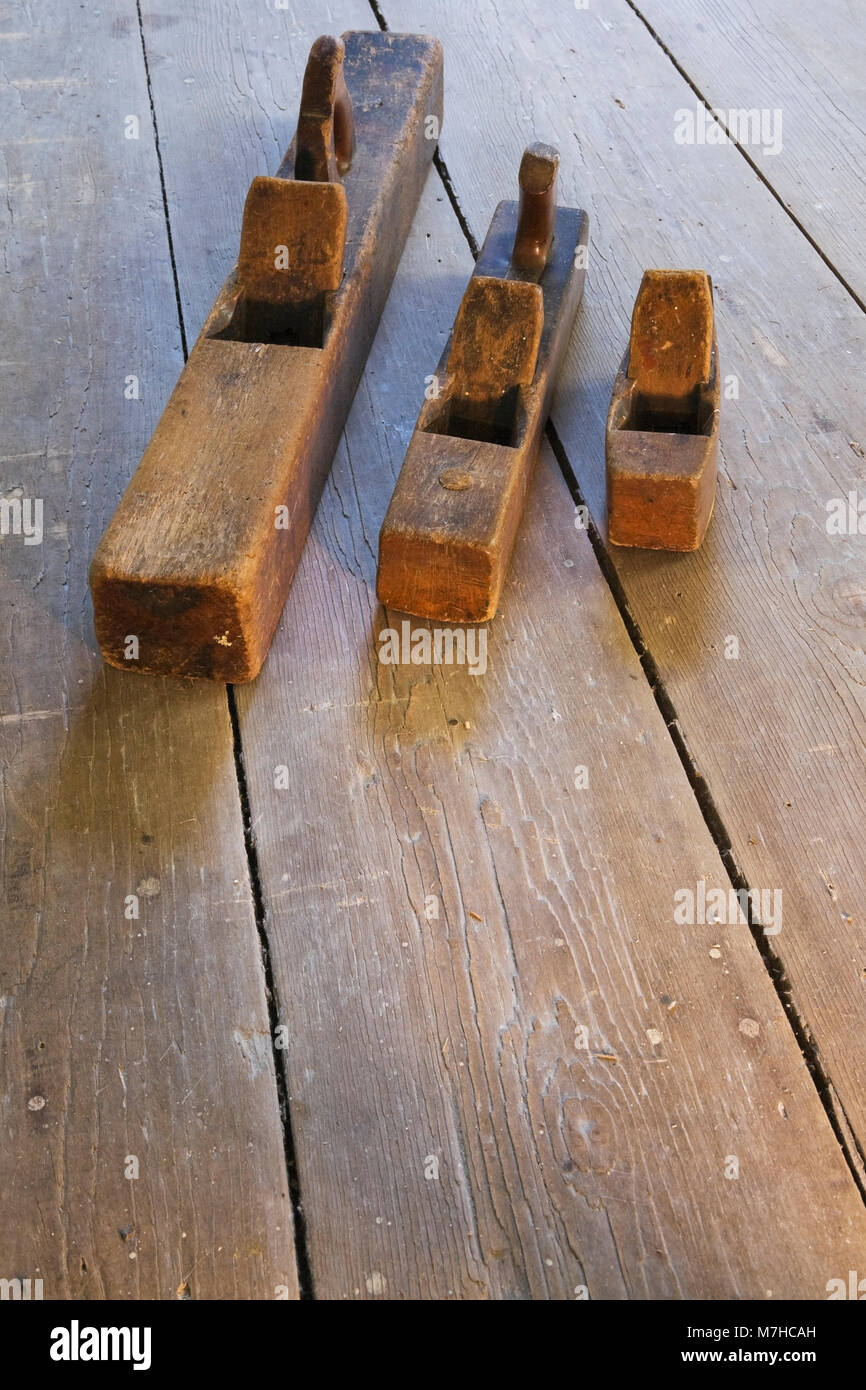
[91,31,443,681]
[377,143,589,623]
[606,269,719,550]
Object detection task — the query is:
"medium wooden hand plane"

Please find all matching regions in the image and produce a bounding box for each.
[606,269,720,550]
[91,31,443,681]
[377,143,589,623]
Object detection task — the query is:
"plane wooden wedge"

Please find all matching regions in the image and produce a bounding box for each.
[606,269,720,551]
[377,143,589,623]
[90,31,443,682]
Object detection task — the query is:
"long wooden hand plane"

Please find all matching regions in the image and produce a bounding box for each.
[91,31,443,681]
[377,143,589,623]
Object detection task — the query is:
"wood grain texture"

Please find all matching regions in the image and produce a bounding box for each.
[236,176,866,1299]
[137,0,866,1295]
[633,0,866,305]
[383,0,866,1198]
[0,0,297,1298]
[139,0,866,1298]
[11,0,866,1303]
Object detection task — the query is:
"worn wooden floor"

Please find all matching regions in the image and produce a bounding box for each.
[1,0,864,1299]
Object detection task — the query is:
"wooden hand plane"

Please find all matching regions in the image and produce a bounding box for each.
[606,269,720,550]
[377,143,589,623]
[90,31,443,681]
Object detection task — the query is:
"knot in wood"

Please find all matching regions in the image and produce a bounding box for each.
[438,469,474,491]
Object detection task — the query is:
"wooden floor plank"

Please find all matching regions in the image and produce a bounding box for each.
[631,0,866,306]
[141,0,866,1295]
[0,0,298,1299]
[381,0,866,1193]
[242,181,866,1299]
